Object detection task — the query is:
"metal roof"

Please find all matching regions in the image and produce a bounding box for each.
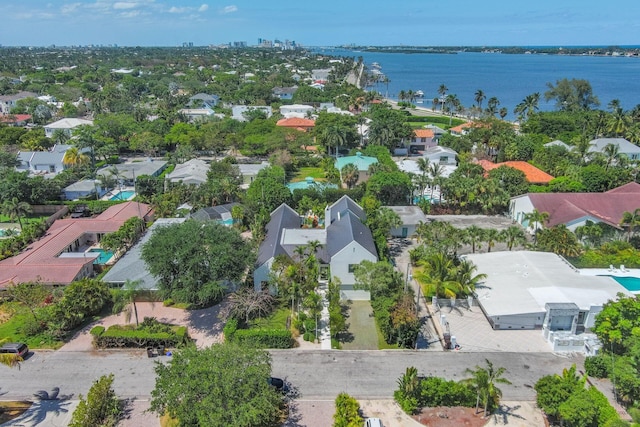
[327,211,377,258]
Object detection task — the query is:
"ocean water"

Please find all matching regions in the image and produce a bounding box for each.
[319,49,640,119]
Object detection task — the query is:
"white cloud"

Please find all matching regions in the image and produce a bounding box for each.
[221,5,237,14]
[61,3,82,14]
[169,6,187,13]
[113,2,137,9]
[120,10,141,18]
[198,4,208,12]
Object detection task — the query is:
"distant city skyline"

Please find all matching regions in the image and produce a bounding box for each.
[1,0,638,47]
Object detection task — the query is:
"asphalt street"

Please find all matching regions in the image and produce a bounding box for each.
[1,349,582,403]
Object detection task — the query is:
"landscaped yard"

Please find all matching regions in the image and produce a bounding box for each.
[247,306,290,330]
[0,214,49,225]
[340,301,380,350]
[289,167,327,182]
[0,302,64,349]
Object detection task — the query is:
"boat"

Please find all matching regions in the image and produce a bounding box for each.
[371,62,381,69]
[415,90,424,97]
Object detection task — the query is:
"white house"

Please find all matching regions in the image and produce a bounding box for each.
[63,179,107,200]
[588,138,640,161]
[165,158,209,186]
[232,105,272,122]
[465,251,632,352]
[423,146,457,166]
[17,144,76,175]
[0,91,37,114]
[279,104,314,118]
[44,118,93,138]
[385,206,427,238]
[254,196,378,300]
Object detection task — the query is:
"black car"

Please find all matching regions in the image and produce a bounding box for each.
[0,342,29,358]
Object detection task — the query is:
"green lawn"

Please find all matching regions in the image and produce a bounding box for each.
[0,302,64,349]
[340,300,380,350]
[289,167,327,182]
[0,214,48,225]
[247,306,290,330]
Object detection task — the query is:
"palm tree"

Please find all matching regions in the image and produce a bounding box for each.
[321,124,347,158]
[456,259,487,294]
[303,291,323,342]
[500,226,527,250]
[437,84,448,111]
[52,128,70,145]
[112,280,144,326]
[1,197,32,228]
[383,76,390,99]
[514,93,540,121]
[464,225,485,253]
[397,366,420,403]
[428,163,445,203]
[415,252,463,298]
[602,142,623,170]
[62,147,89,168]
[474,89,486,109]
[498,108,508,120]
[486,97,500,117]
[483,228,502,253]
[620,208,640,241]
[416,157,430,178]
[464,359,511,417]
[398,90,406,103]
[523,209,549,235]
[607,107,630,137]
[340,163,359,189]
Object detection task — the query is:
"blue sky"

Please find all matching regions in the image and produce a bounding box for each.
[1,0,639,47]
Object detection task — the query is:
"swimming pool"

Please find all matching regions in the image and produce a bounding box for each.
[88,248,114,264]
[109,190,136,201]
[609,276,640,292]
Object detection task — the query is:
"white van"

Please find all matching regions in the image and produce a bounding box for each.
[364,418,383,427]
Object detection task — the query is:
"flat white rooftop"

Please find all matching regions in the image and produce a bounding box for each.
[464,251,632,317]
[280,228,326,246]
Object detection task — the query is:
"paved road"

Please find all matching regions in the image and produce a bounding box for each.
[1,349,582,403]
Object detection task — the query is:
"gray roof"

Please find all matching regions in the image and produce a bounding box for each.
[102,218,186,290]
[256,204,301,264]
[384,206,427,226]
[544,140,571,150]
[166,158,209,185]
[326,211,377,258]
[238,162,270,177]
[279,228,329,264]
[326,195,366,225]
[0,91,37,102]
[97,160,167,181]
[64,179,101,192]
[17,144,72,166]
[589,138,640,154]
[190,93,219,101]
[190,203,239,222]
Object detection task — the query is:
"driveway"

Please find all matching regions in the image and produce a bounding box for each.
[59,301,228,352]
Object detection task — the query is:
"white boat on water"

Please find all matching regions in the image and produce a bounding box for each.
[371,62,381,69]
[415,90,424,97]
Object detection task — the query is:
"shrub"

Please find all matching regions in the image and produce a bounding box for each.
[163,298,174,307]
[233,328,293,349]
[93,324,189,349]
[585,355,610,378]
[303,332,313,342]
[69,374,121,427]
[420,377,475,408]
[90,326,105,336]
[223,318,238,342]
[333,393,363,427]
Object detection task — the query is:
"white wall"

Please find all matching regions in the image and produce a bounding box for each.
[330,242,378,287]
[489,312,544,330]
[510,196,535,230]
[253,258,274,291]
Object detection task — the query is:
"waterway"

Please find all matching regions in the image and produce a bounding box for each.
[317,48,640,119]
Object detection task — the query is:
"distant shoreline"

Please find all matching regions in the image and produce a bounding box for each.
[329,46,640,57]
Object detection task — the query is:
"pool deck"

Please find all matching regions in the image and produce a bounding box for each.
[101,186,136,201]
[579,267,640,293]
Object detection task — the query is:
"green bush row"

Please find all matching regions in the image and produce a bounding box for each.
[93,325,189,348]
[91,326,105,336]
[232,328,293,349]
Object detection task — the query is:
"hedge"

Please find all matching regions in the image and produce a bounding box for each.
[93,325,189,349]
[223,318,238,342]
[90,326,105,336]
[232,328,293,349]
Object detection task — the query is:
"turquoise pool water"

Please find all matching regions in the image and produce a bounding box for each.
[89,248,114,264]
[109,190,135,201]
[610,276,640,292]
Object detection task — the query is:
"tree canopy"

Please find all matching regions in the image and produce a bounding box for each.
[141,220,253,307]
[150,344,284,427]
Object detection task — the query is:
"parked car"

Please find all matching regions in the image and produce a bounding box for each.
[364,418,383,427]
[0,342,29,358]
[267,377,289,393]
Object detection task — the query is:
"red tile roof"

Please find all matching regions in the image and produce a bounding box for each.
[477,160,554,184]
[523,183,640,228]
[0,202,152,287]
[413,129,435,138]
[0,114,32,123]
[276,117,315,130]
[449,122,475,134]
